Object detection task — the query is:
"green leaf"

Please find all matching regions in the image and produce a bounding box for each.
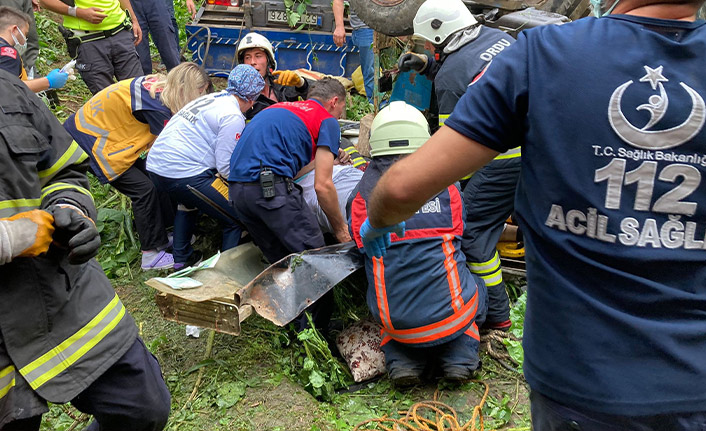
[215,381,246,408]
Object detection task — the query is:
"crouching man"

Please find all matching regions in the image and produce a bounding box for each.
[348,102,487,386]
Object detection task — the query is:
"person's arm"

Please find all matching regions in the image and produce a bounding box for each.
[368,126,498,228]
[24,69,69,93]
[214,114,246,177]
[314,147,351,242]
[118,0,142,45]
[332,0,346,47]
[40,0,108,24]
[186,0,197,18]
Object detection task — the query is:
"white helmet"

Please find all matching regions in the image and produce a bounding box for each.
[369,101,430,158]
[413,0,478,46]
[236,32,277,69]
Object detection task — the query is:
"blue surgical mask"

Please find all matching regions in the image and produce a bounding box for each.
[11,26,27,55]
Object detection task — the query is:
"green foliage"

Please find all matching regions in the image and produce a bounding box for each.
[284,0,314,30]
[287,314,352,401]
[503,291,527,371]
[346,93,374,120]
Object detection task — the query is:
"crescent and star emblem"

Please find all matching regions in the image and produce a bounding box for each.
[608,65,705,150]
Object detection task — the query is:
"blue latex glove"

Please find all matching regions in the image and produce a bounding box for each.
[358,218,406,259]
[46,69,69,89]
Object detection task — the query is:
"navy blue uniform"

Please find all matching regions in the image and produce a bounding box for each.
[446,14,706,419]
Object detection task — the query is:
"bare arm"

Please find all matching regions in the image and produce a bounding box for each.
[118,0,142,45]
[314,147,351,242]
[332,0,346,47]
[368,126,499,227]
[40,0,108,24]
[24,78,50,93]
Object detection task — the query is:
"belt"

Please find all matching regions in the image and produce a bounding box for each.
[71,21,129,43]
[236,175,292,185]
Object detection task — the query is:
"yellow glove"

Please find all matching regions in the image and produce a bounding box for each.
[273,70,305,87]
[0,210,55,263]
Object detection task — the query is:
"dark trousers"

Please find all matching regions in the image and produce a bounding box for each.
[132,0,180,74]
[76,29,143,95]
[163,0,180,49]
[462,157,520,325]
[150,170,242,263]
[1,338,171,431]
[110,158,173,251]
[230,181,331,331]
[531,391,706,431]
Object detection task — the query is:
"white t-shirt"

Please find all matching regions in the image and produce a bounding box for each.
[147,91,245,178]
[296,165,363,234]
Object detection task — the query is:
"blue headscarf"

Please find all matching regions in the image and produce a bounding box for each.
[226,64,265,101]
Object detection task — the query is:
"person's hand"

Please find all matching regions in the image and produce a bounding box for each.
[46,69,69,89]
[273,70,304,87]
[336,148,351,165]
[397,52,428,73]
[131,20,143,45]
[333,25,346,47]
[335,227,352,244]
[50,205,101,264]
[358,218,405,259]
[32,0,40,12]
[77,7,107,24]
[186,0,197,18]
[0,210,55,264]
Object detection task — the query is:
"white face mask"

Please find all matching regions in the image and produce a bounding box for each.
[11,26,27,55]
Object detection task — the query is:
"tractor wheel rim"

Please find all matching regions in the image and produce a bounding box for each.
[371,0,406,6]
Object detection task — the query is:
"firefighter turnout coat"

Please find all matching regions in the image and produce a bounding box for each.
[349,157,484,347]
[0,70,137,424]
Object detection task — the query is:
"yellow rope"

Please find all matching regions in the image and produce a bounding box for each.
[354,382,492,431]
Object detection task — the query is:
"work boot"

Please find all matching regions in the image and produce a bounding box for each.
[389,367,423,388]
[442,365,478,383]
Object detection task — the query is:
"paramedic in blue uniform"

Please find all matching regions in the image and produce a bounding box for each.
[229,77,351,331]
[398,0,518,331]
[360,0,706,426]
[349,101,487,385]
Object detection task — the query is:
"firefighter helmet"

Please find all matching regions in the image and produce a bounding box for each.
[413,0,478,46]
[236,32,277,69]
[369,101,430,157]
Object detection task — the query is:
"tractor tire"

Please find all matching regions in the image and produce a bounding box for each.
[349,0,426,36]
[537,0,592,20]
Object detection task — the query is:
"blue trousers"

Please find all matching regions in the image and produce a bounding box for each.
[531,391,706,431]
[2,338,171,431]
[352,27,374,103]
[163,0,180,49]
[150,171,242,264]
[462,157,520,325]
[132,0,180,74]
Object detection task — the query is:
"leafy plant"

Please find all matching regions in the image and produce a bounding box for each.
[503,291,527,370]
[288,314,352,401]
[284,0,313,30]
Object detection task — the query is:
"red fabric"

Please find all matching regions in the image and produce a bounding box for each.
[0,47,17,59]
[265,100,332,161]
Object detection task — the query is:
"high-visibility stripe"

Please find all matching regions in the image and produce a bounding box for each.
[495,146,521,160]
[0,198,41,218]
[132,77,144,111]
[380,335,392,346]
[210,178,229,200]
[373,257,394,331]
[441,234,464,313]
[383,290,479,344]
[76,103,116,181]
[0,365,15,399]
[38,141,88,186]
[464,323,480,341]
[479,270,503,287]
[41,182,94,203]
[20,294,126,390]
[438,114,450,127]
[467,251,501,274]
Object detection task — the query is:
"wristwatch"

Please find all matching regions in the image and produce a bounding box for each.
[67,6,77,17]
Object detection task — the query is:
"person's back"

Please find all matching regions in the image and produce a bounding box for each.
[446,14,706,415]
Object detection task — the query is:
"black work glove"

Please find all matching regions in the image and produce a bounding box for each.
[51,205,101,264]
[397,52,428,73]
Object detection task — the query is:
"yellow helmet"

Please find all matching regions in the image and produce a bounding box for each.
[369,101,430,157]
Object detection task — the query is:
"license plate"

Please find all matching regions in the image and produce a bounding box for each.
[267,10,320,26]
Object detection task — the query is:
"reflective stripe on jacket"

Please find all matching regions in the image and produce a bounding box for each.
[348,156,483,347]
[0,69,137,406]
